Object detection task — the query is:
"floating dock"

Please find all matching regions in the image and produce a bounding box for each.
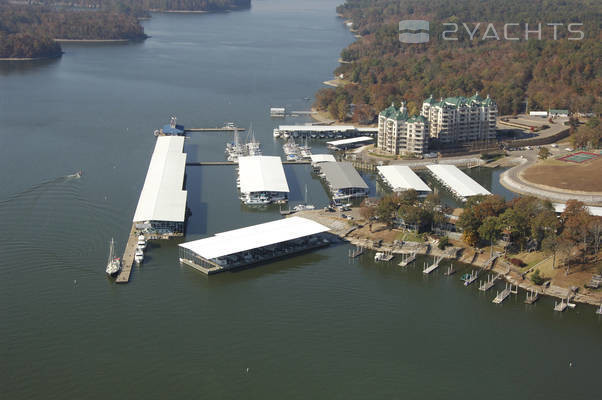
[478,274,499,291]
[492,283,517,304]
[376,165,432,195]
[423,256,443,274]
[399,252,416,267]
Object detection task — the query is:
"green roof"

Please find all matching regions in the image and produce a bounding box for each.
[407,115,427,123]
[380,104,409,121]
[425,93,496,108]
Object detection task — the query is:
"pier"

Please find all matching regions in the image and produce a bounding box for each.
[186,160,311,166]
[525,289,539,304]
[554,297,568,312]
[492,283,517,304]
[349,245,364,258]
[115,224,138,283]
[462,270,479,286]
[444,263,456,276]
[399,252,416,267]
[185,127,245,132]
[423,256,443,274]
[478,274,499,291]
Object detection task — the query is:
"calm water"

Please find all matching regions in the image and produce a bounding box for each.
[0,1,600,398]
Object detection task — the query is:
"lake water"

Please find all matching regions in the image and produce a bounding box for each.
[0,1,600,398]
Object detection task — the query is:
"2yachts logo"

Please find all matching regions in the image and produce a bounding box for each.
[399,20,585,43]
[398,20,430,43]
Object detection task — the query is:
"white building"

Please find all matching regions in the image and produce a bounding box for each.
[377,102,429,155]
[421,93,497,145]
[237,156,290,205]
[133,136,187,236]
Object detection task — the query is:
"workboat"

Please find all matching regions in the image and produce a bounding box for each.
[106,238,121,276]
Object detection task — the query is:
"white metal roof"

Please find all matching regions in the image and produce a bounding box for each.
[133,136,187,222]
[377,165,431,193]
[553,203,602,217]
[327,136,374,146]
[310,154,336,163]
[278,125,356,132]
[238,156,290,194]
[179,216,330,259]
[319,162,368,190]
[426,164,490,198]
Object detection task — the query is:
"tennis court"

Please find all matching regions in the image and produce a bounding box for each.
[558,151,601,163]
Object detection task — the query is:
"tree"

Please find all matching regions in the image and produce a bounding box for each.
[359,205,376,232]
[541,233,560,268]
[538,147,550,160]
[561,200,592,262]
[531,269,545,285]
[478,216,502,257]
[375,194,399,228]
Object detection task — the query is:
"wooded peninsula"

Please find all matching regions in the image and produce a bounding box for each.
[0,0,251,59]
[315,0,601,121]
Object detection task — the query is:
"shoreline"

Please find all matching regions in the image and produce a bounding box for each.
[55,39,130,43]
[293,210,601,308]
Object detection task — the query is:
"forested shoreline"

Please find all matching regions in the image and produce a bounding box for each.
[316,0,601,121]
[0,0,251,59]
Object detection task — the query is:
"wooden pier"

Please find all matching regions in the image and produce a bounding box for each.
[423,256,443,274]
[399,252,416,267]
[525,289,539,304]
[349,245,364,258]
[186,160,311,166]
[185,127,245,132]
[478,274,499,292]
[444,263,456,276]
[554,298,568,312]
[115,224,138,283]
[492,283,517,304]
[462,270,479,286]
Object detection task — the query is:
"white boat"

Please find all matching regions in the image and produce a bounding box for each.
[273,128,281,138]
[106,238,121,276]
[135,248,144,264]
[137,235,147,249]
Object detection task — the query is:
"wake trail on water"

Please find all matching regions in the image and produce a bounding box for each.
[0,173,123,276]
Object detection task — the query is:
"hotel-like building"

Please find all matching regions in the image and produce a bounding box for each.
[377,102,429,155]
[421,93,497,146]
[377,93,497,155]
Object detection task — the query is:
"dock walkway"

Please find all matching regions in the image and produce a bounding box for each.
[115,224,137,283]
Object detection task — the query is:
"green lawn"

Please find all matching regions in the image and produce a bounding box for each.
[396,230,424,242]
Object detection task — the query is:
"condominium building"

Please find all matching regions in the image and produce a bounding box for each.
[421,93,497,145]
[377,102,429,155]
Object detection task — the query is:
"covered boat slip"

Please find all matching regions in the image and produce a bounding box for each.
[326,136,374,150]
[318,161,369,200]
[426,164,490,200]
[377,165,431,195]
[238,156,290,204]
[178,217,331,274]
[133,136,187,236]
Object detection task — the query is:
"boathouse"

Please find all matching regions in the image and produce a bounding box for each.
[426,164,490,200]
[318,161,369,201]
[377,165,431,195]
[238,156,290,204]
[178,217,331,274]
[133,136,187,236]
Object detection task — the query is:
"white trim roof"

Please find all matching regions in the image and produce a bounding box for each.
[310,154,336,163]
[238,156,290,194]
[377,165,431,193]
[179,217,330,259]
[327,136,374,146]
[278,125,356,132]
[426,164,490,198]
[553,203,602,217]
[133,136,187,223]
